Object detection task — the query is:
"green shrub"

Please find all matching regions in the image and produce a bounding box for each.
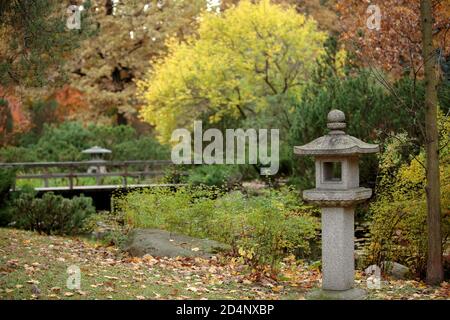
[0,168,16,226]
[0,168,15,203]
[10,192,96,235]
[82,211,128,247]
[185,165,246,187]
[117,186,319,267]
[0,146,39,162]
[289,70,420,190]
[366,116,450,278]
[1,121,170,162]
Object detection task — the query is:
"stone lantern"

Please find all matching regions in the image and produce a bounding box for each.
[294,109,379,299]
[82,146,111,175]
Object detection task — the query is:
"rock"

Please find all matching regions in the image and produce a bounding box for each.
[123,229,231,258]
[364,264,381,276]
[31,284,41,296]
[382,261,410,279]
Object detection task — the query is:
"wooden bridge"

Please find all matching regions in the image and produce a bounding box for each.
[0,160,186,210]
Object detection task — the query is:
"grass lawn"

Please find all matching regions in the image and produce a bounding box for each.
[0,228,448,300]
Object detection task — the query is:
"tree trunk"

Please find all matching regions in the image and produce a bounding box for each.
[420,0,443,285]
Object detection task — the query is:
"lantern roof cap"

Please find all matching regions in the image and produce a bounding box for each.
[294,109,379,156]
[81,146,112,154]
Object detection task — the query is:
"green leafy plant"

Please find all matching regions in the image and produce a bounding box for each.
[186,165,245,187]
[0,121,170,163]
[10,192,96,235]
[365,115,450,278]
[138,0,326,143]
[117,186,320,268]
[82,211,129,247]
[0,168,16,226]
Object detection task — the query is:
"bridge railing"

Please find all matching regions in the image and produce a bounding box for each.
[0,160,181,190]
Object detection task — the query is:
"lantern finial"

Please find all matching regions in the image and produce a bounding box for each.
[327,109,346,132]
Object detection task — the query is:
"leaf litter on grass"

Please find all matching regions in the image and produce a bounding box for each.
[0,228,448,300]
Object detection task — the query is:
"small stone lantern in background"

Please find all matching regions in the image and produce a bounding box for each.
[294,109,379,300]
[82,146,112,177]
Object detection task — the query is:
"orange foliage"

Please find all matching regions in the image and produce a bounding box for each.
[49,85,89,121]
[336,0,450,78]
[0,87,29,145]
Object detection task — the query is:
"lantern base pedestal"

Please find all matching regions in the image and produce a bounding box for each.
[306,288,367,300]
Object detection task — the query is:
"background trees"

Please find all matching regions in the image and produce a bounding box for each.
[0,87,29,146]
[0,0,93,87]
[67,0,205,126]
[336,0,450,78]
[138,0,326,143]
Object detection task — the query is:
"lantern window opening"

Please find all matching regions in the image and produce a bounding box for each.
[323,161,342,182]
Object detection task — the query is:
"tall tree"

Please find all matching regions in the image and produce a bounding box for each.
[0,0,92,87]
[67,0,205,126]
[138,0,326,143]
[222,0,339,33]
[336,0,449,78]
[337,0,448,284]
[0,88,29,146]
[276,0,338,33]
[420,0,444,285]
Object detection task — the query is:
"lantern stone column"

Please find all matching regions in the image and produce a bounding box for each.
[294,110,379,299]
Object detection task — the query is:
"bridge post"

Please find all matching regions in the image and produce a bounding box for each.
[43,168,49,188]
[122,163,128,187]
[142,164,150,183]
[69,165,74,190]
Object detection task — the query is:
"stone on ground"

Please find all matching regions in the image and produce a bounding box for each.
[124,229,230,258]
[382,261,410,279]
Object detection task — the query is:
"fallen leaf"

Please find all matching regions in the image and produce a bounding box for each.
[272,286,283,293]
[26,280,40,285]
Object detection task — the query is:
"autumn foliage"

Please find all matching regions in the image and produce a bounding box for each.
[48,85,89,122]
[0,87,29,146]
[138,0,326,143]
[336,0,450,77]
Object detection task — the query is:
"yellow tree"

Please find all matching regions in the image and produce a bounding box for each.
[138,0,326,143]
